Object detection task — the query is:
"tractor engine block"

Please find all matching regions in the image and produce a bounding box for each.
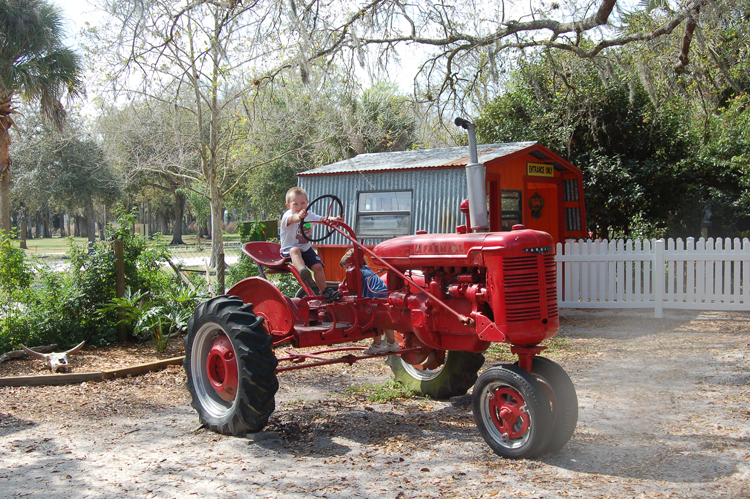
[372,226,558,350]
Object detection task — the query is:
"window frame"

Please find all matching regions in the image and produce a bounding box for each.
[500,189,523,231]
[355,189,413,238]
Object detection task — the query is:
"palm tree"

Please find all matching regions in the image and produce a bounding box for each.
[0,0,83,233]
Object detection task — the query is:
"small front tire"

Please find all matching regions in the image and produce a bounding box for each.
[472,364,552,459]
[525,357,578,454]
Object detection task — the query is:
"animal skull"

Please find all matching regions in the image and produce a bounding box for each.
[21,341,86,373]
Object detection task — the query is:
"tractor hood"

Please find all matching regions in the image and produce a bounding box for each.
[372,228,554,269]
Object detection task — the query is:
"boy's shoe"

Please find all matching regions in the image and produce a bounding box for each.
[364,342,388,355]
[384,341,401,353]
[299,268,320,294]
[322,287,342,302]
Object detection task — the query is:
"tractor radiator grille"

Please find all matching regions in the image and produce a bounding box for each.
[503,254,557,322]
[545,254,558,318]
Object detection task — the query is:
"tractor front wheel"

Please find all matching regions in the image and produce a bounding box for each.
[184,295,279,436]
[472,365,552,459]
[387,350,484,399]
[523,357,578,454]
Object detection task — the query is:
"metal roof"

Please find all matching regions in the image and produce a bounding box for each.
[298,141,539,176]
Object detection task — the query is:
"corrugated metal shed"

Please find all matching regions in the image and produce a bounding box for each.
[299,168,468,245]
[298,142,538,176]
[298,142,538,245]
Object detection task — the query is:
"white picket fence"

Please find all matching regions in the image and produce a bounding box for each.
[555,237,750,317]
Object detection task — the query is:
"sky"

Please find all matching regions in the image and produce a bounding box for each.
[48,0,419,114]
[51,0,420,97]
[53,0,98,46]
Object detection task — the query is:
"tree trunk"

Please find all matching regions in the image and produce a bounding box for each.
[170,190,185,245]
[44,207,51,238]
[19,214,27,249]
[158,210,168,236]
[209,183,223,268]
[147,202,153,240]
[0,97,11,235]
[85,197,97,247]
[100,205,106,241]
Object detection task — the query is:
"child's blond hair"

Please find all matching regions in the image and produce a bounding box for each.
[339,248,355,268]
[285,186,308,204]
[340,248,373,268]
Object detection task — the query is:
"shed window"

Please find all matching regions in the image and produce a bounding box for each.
[357,190,412,237]
[501,190,522,231]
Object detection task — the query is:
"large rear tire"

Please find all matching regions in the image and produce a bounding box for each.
[387,350,484,399]
[524,357,578,454]
[184,295,279,436]
[472,364,552,459]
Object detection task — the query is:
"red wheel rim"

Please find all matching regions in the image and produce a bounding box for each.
[206,334,238,402]
[488,387,529,439]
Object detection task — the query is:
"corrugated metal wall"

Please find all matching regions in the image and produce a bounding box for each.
[299,168,468,245]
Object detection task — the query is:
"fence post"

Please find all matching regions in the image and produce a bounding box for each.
[114,239,128,342]
[654,239,665,318]
[217,252,225,295]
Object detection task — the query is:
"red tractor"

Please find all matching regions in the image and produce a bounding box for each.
[183,191,578,459]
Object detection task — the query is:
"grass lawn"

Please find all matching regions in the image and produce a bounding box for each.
[15,233,242,254]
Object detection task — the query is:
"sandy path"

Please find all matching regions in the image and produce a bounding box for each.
[1,309,748,498]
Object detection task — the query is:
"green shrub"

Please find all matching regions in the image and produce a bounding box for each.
[0,212,187,353]
[226,253,260,288]
[237,220,266,242]
[0,265,98,352]
[0,231,32,293]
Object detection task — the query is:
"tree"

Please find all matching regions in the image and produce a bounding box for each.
[476,40,750,238]
[12,118,121,246]
[97,97,197,245]
[0,0,84,234]
[87,0,729,240]
[89,1,312,264]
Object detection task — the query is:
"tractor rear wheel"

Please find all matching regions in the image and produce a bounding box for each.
[184,295,279,436]
[387,350,484,399]
[522,357,578,454]
[472,364,552,459]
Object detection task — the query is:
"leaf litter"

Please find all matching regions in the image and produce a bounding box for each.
[0,309,748,498]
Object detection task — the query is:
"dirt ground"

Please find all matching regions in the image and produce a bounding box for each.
[1,309,748,499]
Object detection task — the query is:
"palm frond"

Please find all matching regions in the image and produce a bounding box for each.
[0,0,83,127]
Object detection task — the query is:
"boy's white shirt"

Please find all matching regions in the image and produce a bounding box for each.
[280,209,323,254]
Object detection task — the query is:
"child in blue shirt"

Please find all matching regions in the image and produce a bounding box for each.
[339,248,399,354]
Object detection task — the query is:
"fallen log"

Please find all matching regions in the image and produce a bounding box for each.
[0,344,58,364]
[0,356,185,387]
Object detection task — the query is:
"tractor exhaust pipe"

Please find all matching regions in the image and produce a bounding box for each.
[454,117,489,232]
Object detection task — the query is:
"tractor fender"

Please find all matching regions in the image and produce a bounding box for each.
[228,277,295,337]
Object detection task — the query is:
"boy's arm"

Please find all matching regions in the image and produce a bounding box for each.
[285,209,307,226]
[305,211,342,223]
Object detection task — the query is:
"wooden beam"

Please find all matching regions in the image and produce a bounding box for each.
[0,356,185,387]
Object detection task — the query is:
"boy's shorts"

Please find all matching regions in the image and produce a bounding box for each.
[280,247,324,268]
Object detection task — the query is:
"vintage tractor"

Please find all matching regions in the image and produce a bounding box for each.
[184,119,577,458]
[183,191,578,459]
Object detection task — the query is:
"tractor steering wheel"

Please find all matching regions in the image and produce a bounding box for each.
[301,194,344,243]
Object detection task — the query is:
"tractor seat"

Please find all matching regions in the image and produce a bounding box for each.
[242,241,289,270]
[242,241,320,297]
